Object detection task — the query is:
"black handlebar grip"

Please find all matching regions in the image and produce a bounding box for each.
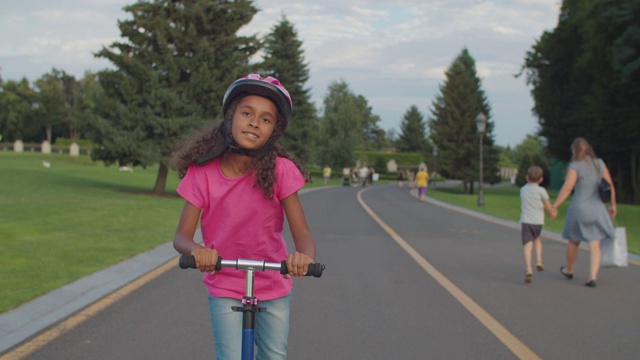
[179,254,196,269]
[178,255,222,270]
[279,261,325,277]
[307,263,325,278]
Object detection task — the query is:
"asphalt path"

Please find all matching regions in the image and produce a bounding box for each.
[5,184,640,359]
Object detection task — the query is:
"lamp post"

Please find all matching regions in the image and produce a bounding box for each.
[432,145,438,188]
[475,112,487,207]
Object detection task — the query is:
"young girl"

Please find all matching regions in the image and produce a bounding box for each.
[171,74,317,359]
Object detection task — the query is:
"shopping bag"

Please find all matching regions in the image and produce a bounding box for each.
[601,227,628,267]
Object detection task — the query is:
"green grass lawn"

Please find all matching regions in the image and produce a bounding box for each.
[0,152,187,312]
[0,152,331,313]
[426,184,639,255]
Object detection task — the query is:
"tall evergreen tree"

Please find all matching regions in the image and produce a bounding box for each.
[90,0,260,194]
[429,48,499,193]
[259,15,317,164]
[396,105,428,153]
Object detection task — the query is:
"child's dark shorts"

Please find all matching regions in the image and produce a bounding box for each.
[521,223,543,245]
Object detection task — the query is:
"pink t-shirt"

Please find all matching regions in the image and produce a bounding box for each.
[177,157,306,300]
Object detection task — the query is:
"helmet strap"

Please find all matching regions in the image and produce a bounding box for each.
[197,121,273,166]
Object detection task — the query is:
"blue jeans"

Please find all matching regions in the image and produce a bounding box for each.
[208,293,291,359]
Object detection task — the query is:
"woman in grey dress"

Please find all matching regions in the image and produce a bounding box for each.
[552,138,617,288]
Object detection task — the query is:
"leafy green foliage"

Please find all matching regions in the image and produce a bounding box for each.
[521,0,640,203]
[513,134,550,187]
[0,78,38,141]
[316,81,386,167]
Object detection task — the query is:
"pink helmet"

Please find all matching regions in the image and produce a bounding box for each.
[222,74,293,125]
[196,74,293,164]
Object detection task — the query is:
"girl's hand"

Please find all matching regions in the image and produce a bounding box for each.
[191,248,218,274]
[609,204,617,218]
[285,252,314,278]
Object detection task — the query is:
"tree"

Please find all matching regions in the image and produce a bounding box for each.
[357,96,387,152]
[496,145,517,167]
[0,78,39,142]
[33,69,98,143]
[521,0,640,203]
[34,69,69,142]
[513,135,550,187]
[429,48,500,193]
[316,81,358,168]
[259,15,318,165]
[73,72,101,141]
[89,0,260,194]
[396,105,428,153]
[316,82,365,165]
[316,80,386,168]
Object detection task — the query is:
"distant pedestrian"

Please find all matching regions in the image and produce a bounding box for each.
[415,165,429,202]
[367,166,375,185]
[519,166,557,283]
[552,138,616,288]
[407,168,415,188]
[358,165,369,187]
[397,168,405,187]
[342,167,351,186]
[323,164,332,185]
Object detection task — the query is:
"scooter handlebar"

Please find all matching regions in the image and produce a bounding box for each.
[178,255,325,278]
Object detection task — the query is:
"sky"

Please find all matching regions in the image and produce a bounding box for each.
[0,0,561,148]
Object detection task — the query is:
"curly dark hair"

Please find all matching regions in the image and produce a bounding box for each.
[170,96,311,199]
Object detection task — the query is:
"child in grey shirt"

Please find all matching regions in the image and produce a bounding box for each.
[520,166,557,283]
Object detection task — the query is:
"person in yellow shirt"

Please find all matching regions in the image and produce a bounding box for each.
[416,165,430,202]
[322,164,332,185]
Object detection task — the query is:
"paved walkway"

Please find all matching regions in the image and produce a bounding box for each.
[1,186,637,355]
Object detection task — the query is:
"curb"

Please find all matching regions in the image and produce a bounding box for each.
[0,242,179,354]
